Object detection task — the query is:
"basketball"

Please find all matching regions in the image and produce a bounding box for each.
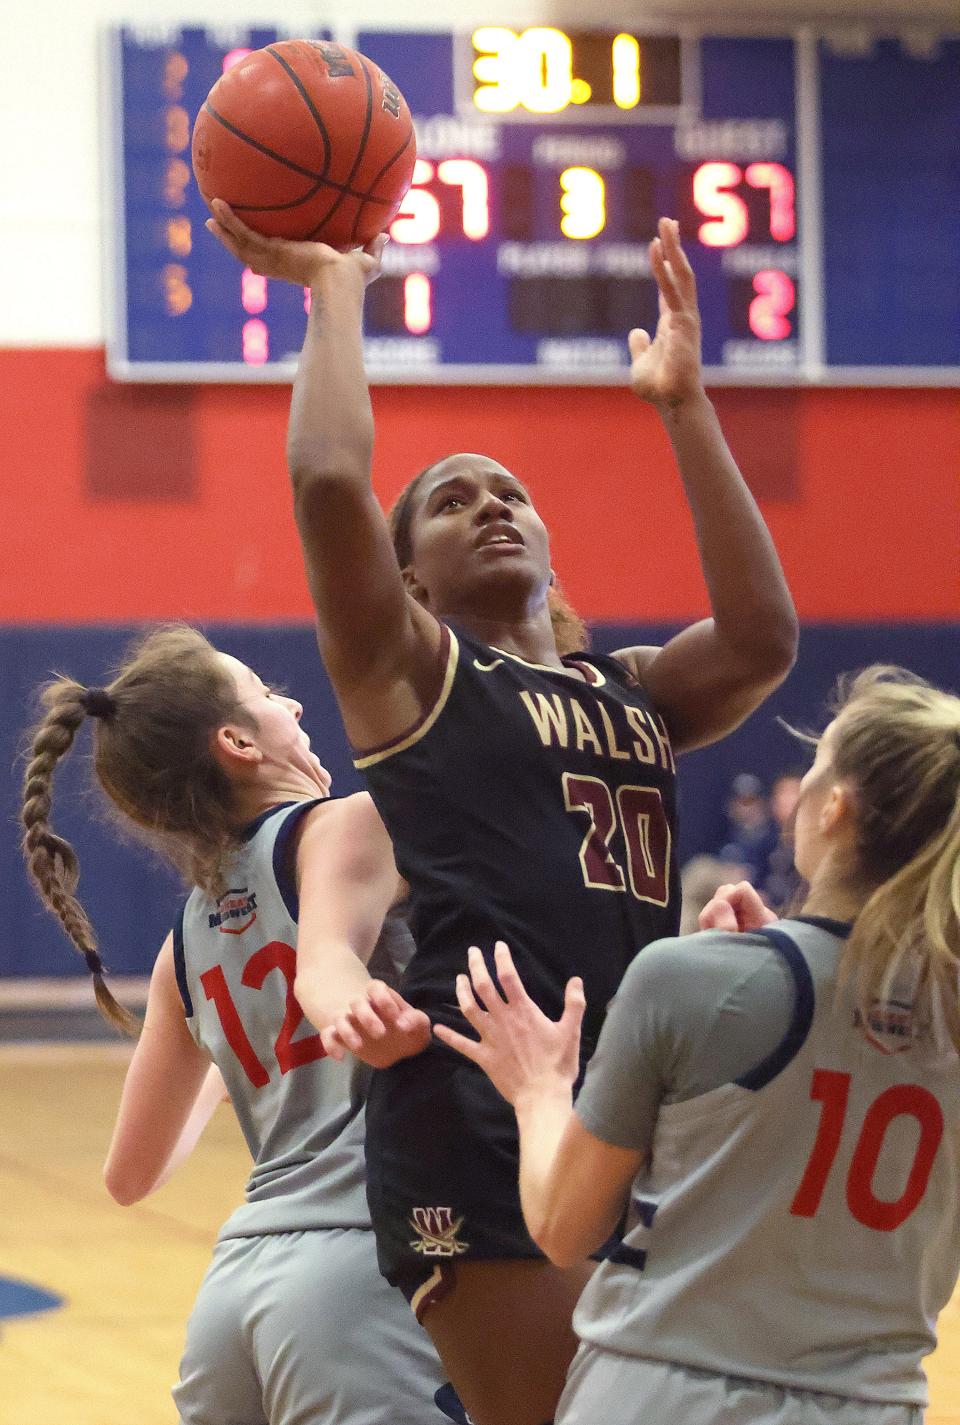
[191,40,416,249]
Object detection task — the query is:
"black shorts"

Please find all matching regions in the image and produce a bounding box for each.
[364,1043,543,1294]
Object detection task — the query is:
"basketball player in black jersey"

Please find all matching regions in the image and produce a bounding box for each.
[206,204,798,1425]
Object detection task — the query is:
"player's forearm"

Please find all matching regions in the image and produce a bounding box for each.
[659,389,798,672]
[145,1066,229,1196]
[515,1087,583,1264]
[287,264,374,492]
[294,941,373,1030]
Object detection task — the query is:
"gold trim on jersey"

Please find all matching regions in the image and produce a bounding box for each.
[488,645,608,687]
[353,629,460,769]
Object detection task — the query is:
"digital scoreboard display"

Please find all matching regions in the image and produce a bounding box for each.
[106,25,960,384]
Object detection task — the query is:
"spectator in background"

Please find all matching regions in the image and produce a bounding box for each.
[679,853,749,935]
[760,770,804,911]
[717,772,778,885]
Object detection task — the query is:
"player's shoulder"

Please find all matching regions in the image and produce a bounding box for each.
[293,790,372,841]
[238,796,330,875]
[283,792,394,897]
[571,645,651,691]
[608,643,659,685]
[617,928,784,1001]
[241,796,326,845]
[611,929,800,1060]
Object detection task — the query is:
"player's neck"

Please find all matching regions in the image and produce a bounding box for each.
[799,892,862,923]
[230,777,324,828]
[800,869,872,924]
[454,605,565,669]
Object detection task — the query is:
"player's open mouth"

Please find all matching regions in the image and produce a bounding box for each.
[476,527,524,549]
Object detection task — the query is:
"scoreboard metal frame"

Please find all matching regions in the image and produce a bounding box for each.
[103,19,960,386]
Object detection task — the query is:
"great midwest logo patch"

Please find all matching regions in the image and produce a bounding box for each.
[856,999,914,1054]
[209,887,257,934]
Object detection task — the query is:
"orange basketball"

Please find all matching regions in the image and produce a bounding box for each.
[192,40,416,248]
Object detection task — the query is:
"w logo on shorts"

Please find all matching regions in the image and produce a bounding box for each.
[409,1206,469,1257]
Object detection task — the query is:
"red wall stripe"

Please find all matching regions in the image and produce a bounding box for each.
[2,349,957,624]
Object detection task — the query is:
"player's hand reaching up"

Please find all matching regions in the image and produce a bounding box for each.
[320,980,431,1068]
[699,880,777,933]
[628,217,703,409]
[205,199,386,289]
[434,942,585,1109]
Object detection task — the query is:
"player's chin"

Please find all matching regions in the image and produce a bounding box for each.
[470,544,545,585]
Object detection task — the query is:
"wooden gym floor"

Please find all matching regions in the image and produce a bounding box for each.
[2,1041,960,1425]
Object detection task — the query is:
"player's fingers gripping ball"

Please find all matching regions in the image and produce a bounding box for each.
[192,39,416,249]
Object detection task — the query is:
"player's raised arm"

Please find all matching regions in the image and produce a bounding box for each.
[616,217,798,753]
[205,203,443,751]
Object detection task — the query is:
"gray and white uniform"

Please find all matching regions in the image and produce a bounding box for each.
[170,800,452,1425]
[559,917,960,1425]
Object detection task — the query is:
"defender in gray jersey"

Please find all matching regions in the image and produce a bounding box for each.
[21,626,460,1425]
[438,667,960,1424]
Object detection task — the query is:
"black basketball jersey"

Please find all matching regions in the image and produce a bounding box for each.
[355,625,679,1051]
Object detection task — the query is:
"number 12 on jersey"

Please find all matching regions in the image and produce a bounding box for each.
[200,941,325,1087]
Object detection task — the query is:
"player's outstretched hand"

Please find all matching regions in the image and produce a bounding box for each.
[205,199,386,288]
[699,880,778,933]
[434,942,585,1108]
[320,980,431,1068]
[628,217,703,409]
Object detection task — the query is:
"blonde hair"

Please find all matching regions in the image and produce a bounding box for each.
[20,625,256,1033]
[816,667,960,1047]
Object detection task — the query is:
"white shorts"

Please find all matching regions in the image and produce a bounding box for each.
[556,1346,923,1425]
[173,1226,452,1425]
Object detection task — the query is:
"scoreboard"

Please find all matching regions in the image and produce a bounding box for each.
[105,24,960,384]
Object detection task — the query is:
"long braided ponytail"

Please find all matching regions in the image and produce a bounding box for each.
[21,678,137,1034]
[21,624,254,1034]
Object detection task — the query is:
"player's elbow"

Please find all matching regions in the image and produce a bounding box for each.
[534,1227,591,1269]
[528,1208,593,1269]
[734,604,799,683]
[763,605,799,679]
[103,1160,150,1206]
[292,970,339,1032]
[719,608,799,707]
